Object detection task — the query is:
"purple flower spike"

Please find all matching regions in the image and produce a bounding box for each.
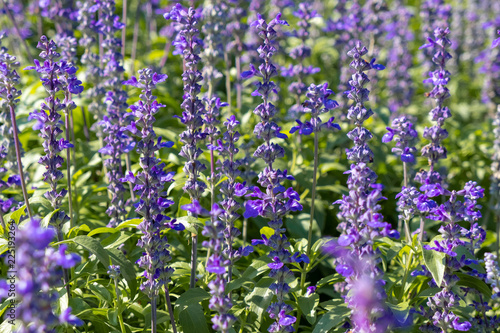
[242,13,301,332]
[165,5,207,204]
[334,40,396,332]
[26,36,82,229]
[384,115,418,164]
[123,68,179,300]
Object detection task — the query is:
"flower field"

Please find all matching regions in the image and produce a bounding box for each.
[1,0,500,332]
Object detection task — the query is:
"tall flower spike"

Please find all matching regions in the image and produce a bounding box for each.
[165,4,207,288]
[242,13,304,333]
[201,203,237,332]
[211,115,253,280]
[333,41,396,332]
[96,0,132,228]
[26,36,81,231]
[0,33,30,216]
[122,68,184,332]
[281,2,320,120]
[0,218,82,332]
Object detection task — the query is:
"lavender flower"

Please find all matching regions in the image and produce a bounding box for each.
[96,0,132,228]
[0,218,82,332]
[39,0,76,37]
[164,4,207,204]
[122,68,183,295]
[493,106,500,241]
[26,36,81,229]
[242,13,304,332]
[165,4,208,288]
[333,41,397,331]
[416,27,452,190]
[420,1,451,75]
[281,3,320,119]
[122,69,184,331]
[210,115,253,279]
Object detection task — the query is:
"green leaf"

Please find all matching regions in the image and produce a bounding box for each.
[422,248,446,287]
[453,246,485,273]
[71,235,110,267]
[456,273,492,299]
[298,294,319,325]
[176,216,204,234]
[88,227,118,237]
[387,301,410,325]
[115,218,142,230]
[175,287,211,310]
[246,277,274,324]
[41,209,60,228]
[108,248,138,299]
[89,282,113,304]
[3,204,26,224]
[178,304,210,333]
[312,303,350,333]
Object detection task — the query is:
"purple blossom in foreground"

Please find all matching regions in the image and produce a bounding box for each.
[290,83,340,136]
[383,115,419,164]
[415,182,485,332]
[165,4,207,203]
[122,69,183,299]
[242,13,303,332]
[0,218,82,333]
[324,241,392,333]
[26,36,81,231]
[333,41,397,331]
[97,0,131,228]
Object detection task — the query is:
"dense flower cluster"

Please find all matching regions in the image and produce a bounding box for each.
[290,83,340,136]
[242,13,305,332]
[96,0,131,228]
[333,41,397,331]
[211,115,253,278]
[122,68,183,300]
[416,27,452,189]
[164,4,207,203]
[485,252,500,299]
[0,218,82,333]
[383,115,419,164]
[493,106,500,216]
[27,36,81,230]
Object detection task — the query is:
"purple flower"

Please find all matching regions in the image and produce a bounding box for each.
[123,68,182,302]
[242,13,302,332]
[0,218,82,331]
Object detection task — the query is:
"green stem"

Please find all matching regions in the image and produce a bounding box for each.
[419,217,425,242]
[115,279,126,333]
[8,104,32,219]
[165,286,178,333]
[65,112,74,230]
[306,133,319,261]
[151,295,157,333]
[399,248,414,301]
[224,52,232,115]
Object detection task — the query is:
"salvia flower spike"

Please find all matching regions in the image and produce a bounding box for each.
[26,36,81,231]
[165,4,207,289]
[242,13,305,332]
[333,40,397,332]
[0,33,32,218]
[122,68,183,333]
